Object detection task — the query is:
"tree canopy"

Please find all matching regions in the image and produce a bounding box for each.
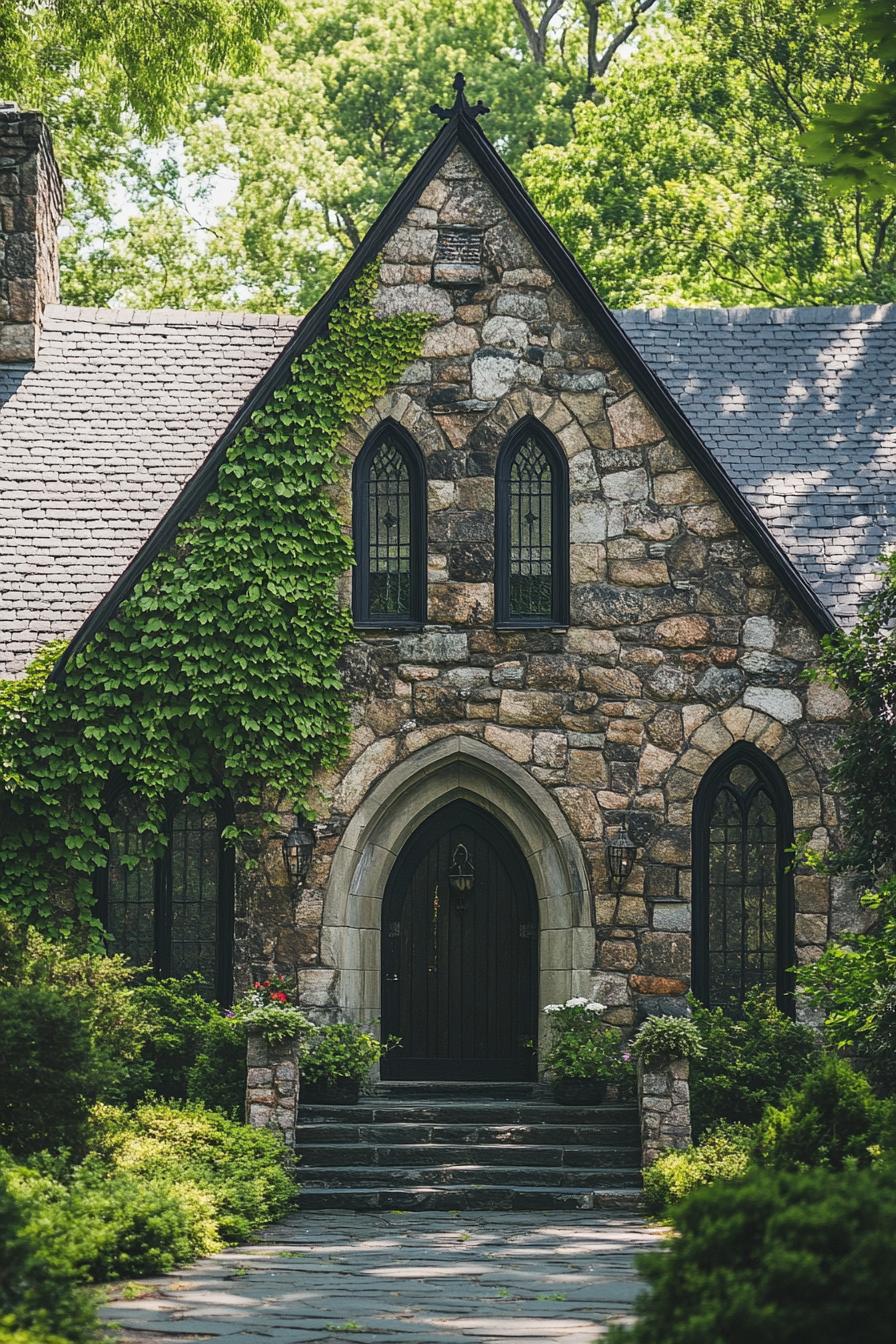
[3,0,894,311]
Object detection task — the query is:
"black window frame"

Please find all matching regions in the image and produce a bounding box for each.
[96,792,235,1004]
[352,420,427,629]
[495,417,569,629]
[691,742,796,1015]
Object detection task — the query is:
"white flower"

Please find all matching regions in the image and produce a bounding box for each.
[543,1003,564,1014]
[565,996,589,1008]
[584,1001,606,1013]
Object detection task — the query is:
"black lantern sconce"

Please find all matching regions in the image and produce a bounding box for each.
[282,821,315,888]
[607,820,637,891]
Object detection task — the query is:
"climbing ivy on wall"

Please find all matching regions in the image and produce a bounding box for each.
[0,267,430,936]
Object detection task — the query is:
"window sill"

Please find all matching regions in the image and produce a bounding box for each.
[494,622,570,632]
[353,621,425,633]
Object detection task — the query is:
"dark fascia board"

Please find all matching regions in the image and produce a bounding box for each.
[52,107,836,682]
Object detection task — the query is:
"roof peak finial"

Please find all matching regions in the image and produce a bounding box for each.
[430,72,489,122]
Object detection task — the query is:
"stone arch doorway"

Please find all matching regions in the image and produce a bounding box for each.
[381,800,539,1081]
[319,736,594,1072]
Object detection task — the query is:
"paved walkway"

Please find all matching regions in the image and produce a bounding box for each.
[100,1211,663,1344]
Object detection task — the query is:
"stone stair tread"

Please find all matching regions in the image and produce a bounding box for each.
[299,1165,641,1188]
[297,1121,641,1145]
[299,1102,638,1125]
[298,1142,642,1166]
[296,1185,645,1211]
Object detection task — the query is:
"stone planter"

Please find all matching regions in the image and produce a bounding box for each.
[637,1055,692,1168]
[551,1077,608,1106]
[302,1077,361,1105]
[245,1028,302,1147]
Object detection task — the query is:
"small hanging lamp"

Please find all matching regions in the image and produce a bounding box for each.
[282,821,315,887]
[607,821,637,890]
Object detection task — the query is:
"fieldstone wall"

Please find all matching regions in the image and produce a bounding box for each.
[245,1027,300,1147]
[230,145,859,1048]
[0,105,63,362]
[638,1057,692,1167]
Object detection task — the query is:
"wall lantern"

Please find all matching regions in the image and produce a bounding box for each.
[282,822,315,887]
[607,821,637,890]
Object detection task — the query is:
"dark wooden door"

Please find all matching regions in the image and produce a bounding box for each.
[381,801,538,1081]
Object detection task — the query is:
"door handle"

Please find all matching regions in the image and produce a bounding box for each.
[385,973,399,983]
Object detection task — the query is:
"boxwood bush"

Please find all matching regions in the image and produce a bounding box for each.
[608,1163,896,1344]
[643,1122,753,1214]
[755,1055,894,1172]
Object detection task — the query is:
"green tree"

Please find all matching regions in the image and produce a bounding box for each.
[804,0,896,199]
[524,0,896,306]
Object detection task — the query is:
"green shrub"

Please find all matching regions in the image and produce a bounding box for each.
[0,1151,96,1341]
[301,1022,395,1085]
[755,1055,893,1171]
[90,1101,296,1246]
[130,975,222,1100]
[690,990,819,1135]
[632,1015,705,1069]
[0,986,96,1157]
[643,1122,753,1214]
[187,1014,246,1116]
[607,1164,896,1344]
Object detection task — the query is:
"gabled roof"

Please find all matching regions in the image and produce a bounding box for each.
[7,77,886,677]
[617,304,896,628]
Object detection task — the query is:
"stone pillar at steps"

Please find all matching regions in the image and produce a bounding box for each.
[245,1027,302,1148]
[637,1056,692,1168]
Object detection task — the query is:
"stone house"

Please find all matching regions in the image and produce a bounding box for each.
[2,87,896,1088]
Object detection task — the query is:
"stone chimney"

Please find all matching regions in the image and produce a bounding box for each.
[0,103,64,362]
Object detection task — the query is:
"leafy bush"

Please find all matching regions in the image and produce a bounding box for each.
[187,1014,246,1116]
[301,1022,395,1084]
[0,1152,96,1341]
[130,974,224,1099]
[690,990,819,1135]
[607,1164,896,1344]
[632,1015,705,1069]
[542,997,631,1084]
[0,986,96,1157]
[643,1122,753,1214]
[755,1055,893,1172]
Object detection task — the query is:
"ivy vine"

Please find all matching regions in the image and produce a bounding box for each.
[0,267,430,935]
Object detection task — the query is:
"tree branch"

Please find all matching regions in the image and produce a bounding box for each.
[594,0,659,81]
[511,0,565,65]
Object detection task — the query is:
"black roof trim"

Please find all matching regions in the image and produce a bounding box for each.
[52,98,836,681]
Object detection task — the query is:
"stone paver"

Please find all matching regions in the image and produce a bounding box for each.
[100,1211,664,1344]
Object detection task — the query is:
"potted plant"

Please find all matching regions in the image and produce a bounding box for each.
[300,1022,397,1104]
[543,997,630,1104]
[232,974,313,1044]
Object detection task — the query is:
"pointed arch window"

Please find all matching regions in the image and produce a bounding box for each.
[692,745,795,1014]
[98,795,234,1002]
[496,420,568,626]
[353,422,426,627]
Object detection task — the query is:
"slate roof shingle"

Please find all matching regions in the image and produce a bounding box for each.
[616,302,896,629]
[0,305,299,674]
[1,299,894,676]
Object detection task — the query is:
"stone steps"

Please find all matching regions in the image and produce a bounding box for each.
[296,1083,643,1212]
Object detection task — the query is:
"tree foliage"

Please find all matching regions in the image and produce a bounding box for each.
[0,269,429,934]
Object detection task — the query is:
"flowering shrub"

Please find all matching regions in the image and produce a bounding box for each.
[232,978,312,1045]
[642,1121,754,1213]
[543,997,630,1083]
[300,1023,397,1085]
[632,1015,705,1070]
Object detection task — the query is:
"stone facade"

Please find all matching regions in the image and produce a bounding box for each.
[0,104,63,363]
[231,145,858,1068]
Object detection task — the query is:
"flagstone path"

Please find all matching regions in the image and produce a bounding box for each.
[100,1210,663,1344]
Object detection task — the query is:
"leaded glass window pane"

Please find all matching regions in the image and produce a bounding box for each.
[367,438,411,617]
[169,805,220,994]
[707,767,780,1010]
[106,797,155,969]
[509,435,553,619]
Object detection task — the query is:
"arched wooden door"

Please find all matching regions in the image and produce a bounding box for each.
[381,801,539,1081]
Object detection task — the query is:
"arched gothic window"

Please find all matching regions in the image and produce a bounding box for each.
[353,422,425,627]
[692,744,795,1013]
[496,420,568,626]
[98,795,234,1002]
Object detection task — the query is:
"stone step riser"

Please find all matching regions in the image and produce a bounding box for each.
[297,1187,645,1212]
[298,1121,641,1146]
[299,1104,639,1125]
[299,1143,642,1168]
[300,1165,640,1189]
